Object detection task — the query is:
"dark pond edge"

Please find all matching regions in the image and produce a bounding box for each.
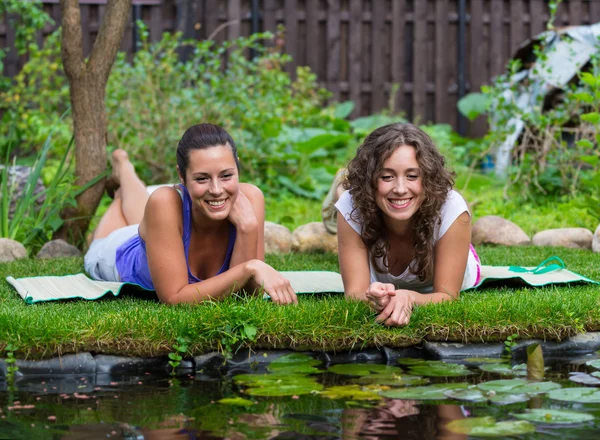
[1,332,599,379]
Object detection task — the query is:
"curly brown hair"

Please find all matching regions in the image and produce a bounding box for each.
[344,123,455,281]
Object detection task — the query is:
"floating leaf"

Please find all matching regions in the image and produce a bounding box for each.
[586,359,600,370]
[548,387,600,403]
[513,409,594,424]
[444,387,488,403]
[408,362,473,377]
[447,417,536,437]
[328,363,403,377]
[464,357,505,364]
[380,383,468,400]
[267,354,321,374]
[444,387,530,405]
[510,382,561,395]
[245,381,323,397]
[321,385,382,401]
[479,363,527,376]
[487,393,530,405]
[396,358,427,366]
[568,372,600,386]
[233,373,311,387]
[353,373,429,387]
[218,397,255,406]
[477,379,527,393]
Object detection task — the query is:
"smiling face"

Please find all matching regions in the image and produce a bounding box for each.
[375,145,424,227]
[180,144,239,223]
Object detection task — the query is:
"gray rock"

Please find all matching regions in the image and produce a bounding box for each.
[15,352,96,375]
[0,165,46,218]
[532,228,593,249]
[423,341,505,359]
[292,222,338,253]
[0,238,27,262]
[593,224,600,253]
[472,216,531,246]
[194,352,226,371]
[94,355,166,374]
[264,221,292,254]
[510,333,600,359]
[36,239,81,259]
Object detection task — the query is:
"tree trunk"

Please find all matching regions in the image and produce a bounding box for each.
[54,0,132,246]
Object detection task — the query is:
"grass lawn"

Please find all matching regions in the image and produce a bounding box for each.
[0,245,599,359]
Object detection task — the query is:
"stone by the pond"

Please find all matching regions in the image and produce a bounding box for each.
[292,222,338,253]
[532,228,593,249]
[0,238,27,262]
[264,221,292,254]
[510,333,600,359]
[94,355,167,374]
[472,216,530,246]
[15,353,96,376]
[424,342,505,359]
[593,224,600,253]
[36,239,82,259]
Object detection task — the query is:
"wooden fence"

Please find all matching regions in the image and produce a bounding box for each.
[2,0,600,136]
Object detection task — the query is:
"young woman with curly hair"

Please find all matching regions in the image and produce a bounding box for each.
[335,123,481,326]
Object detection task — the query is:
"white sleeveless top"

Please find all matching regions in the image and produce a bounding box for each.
[335,190,480,293]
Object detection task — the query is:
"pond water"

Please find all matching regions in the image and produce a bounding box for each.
[2,353,600,439]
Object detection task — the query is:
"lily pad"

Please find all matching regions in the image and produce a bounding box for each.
[396,358,427,366]
[513,409,595,424]
[218,397,255,406]
[267,353,322,374]
[327,363,403,377]
[444,387,530,405]
[245,381,324,397]
[569,372,600,386]
[320,385,382,401]
[548,387,600,403]
[352,373,429,387]
[233,373,309,387]
[479,363,528,376]
[464,357,505,364]
[477,379,527,393]
[586,359,600,370]
[408,362,473,377]
[380,383,468,400]
[447,416,536,437]
[510,381,561,395]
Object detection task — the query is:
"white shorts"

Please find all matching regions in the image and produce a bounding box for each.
[84,224,139,282]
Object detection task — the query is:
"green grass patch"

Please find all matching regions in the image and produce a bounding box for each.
[0,246,599,359]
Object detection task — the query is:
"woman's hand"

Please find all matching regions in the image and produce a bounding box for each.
[375,290,415,326]
[228,191,258,231]
[247,260,298,305]
[365,282,396,312]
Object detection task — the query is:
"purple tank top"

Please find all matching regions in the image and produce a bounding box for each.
[115,185,237,290]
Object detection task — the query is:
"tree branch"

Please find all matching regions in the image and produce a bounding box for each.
[88,0,133,81]
[59,0,84,79]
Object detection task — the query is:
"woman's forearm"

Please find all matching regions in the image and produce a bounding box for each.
[229,221,259,267]
[408,290,459,305]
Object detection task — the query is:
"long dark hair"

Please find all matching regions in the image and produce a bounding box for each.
[176,123,240,181]
[344,123,455,281]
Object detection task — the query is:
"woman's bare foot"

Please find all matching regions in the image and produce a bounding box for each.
[106,150,131,199]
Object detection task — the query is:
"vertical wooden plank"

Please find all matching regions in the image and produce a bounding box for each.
[434,0,448,124]
[391,0,405,113]
[305,0,320,74]
[591,0,600,24]
[569,0,582,25]
[228,0,241,40]
[284,0,298,76]
[371,0,386,112]
[149,3,162,42]
[327,0,341,102]
[529,0,545,37]
[263,0,277,47]
[205,0,220,41]
[510,0,524,56]
[349,0,362,117]
[469,0,485,134]
[80,5,91,57]
[412,0,427,122]
[489,0,504,78]
[4,15,18,77]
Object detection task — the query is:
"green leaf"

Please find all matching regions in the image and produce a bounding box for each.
[447,417,536,437]
[457,93,491,120]
[579,154,599,166]
[548,387,600,403]
[333,101,355,119]
[581,112,600,124]
[243,324,257,340]
[512,409,594,424]
[478,363,527,376]
[526,343,544,380]
[477,379,527,393]
[576,139,595,149]
[328,363,403,377]
[320,385,382,401]
[585,359,600,369]
[380,383,468,400]
[572,92,594,104]
[217,397,255,407]
[580,72,597,87]
[407,361,473,377]
[352,373,429,387]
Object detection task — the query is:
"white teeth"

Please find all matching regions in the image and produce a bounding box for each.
[389,198,410,207]
[207,200,225,206]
